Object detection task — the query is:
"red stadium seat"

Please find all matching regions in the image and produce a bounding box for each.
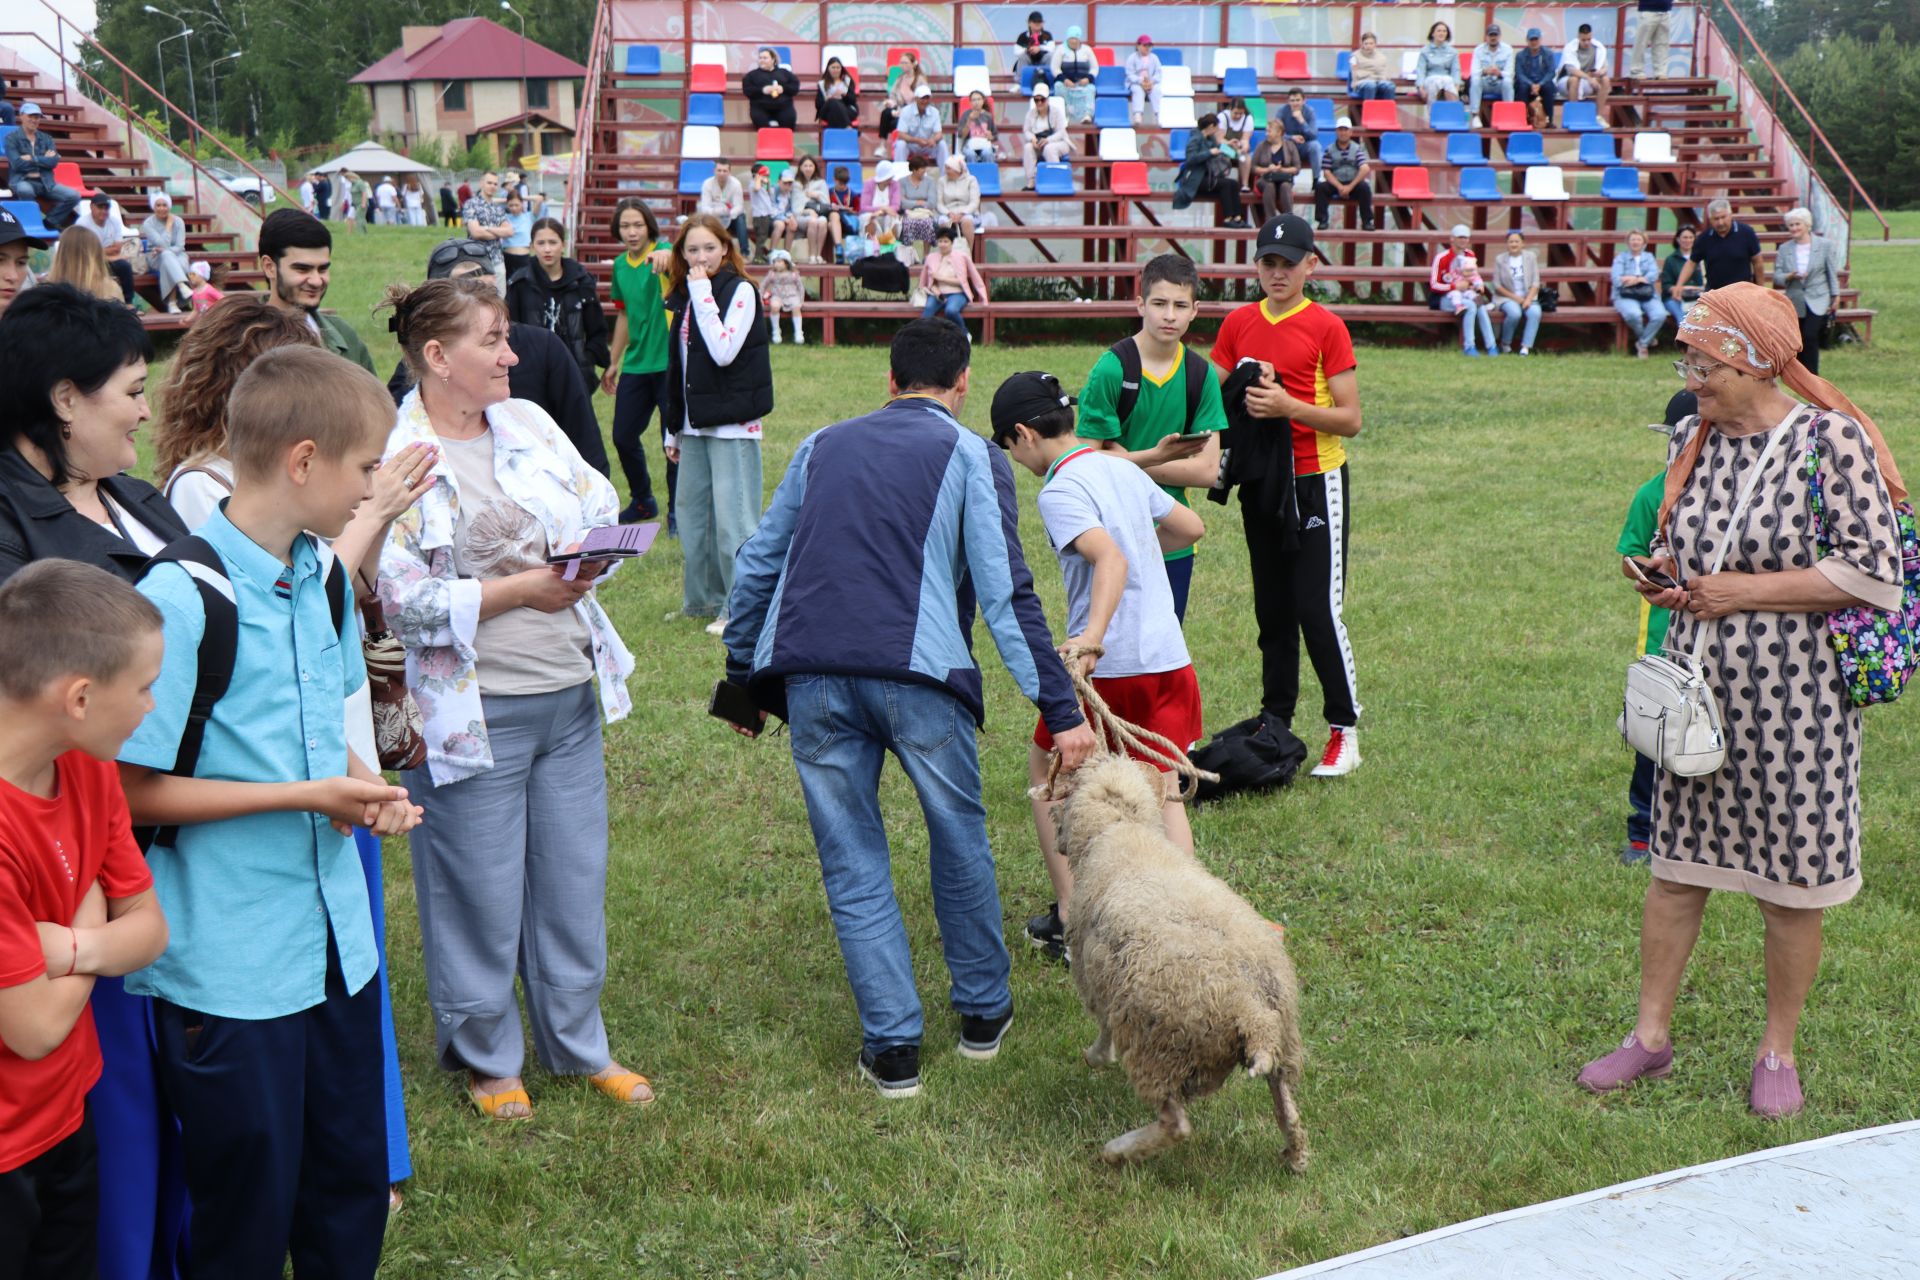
[756,127,795,159]
[688,64,726,93]
[1110,161,1150,195]
[1389,166,1433,198]
[1490,100,1530,131]
[1272,50,1311,80]
[52,162,97,196]
[1093,46,1115,66]
[1360,98,1399,131]
[886,46,921,70]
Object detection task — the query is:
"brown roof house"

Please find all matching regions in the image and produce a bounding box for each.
[351,17,586,156]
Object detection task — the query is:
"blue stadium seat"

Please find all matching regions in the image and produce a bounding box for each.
[1020,64,1043,94]
[842,165,865,194]
[1378,131,1419,166]
[1429,100,1471,132]
[1094,97,1131,128]
[1600,166,1645,200]
[1578,133,1619,166]
[1222,67,1259,97]
[1504,131,1547,165]
[1,199,54,237]
[624,45,662,76]
[685,94,725,126]
[1306,97,1337,130]
[772,46,792,67]
[1167,128,1190,156]
[1336,51,1353,85]
[676,160,714,195]
[1095,65,1126,96]
[1458,167,1501,200]
[1035,162,1075,194]
[1157,48,1184,66]
[953,48,987,67]
[969,162,1002,196]
[1318,130,1336,151]
[821,127,861,160]
[1249,128,1266,153]
[1562,101,1601,132]
[1445,133,1486,165]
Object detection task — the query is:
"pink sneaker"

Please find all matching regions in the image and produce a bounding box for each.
[1577,1033,1674,1093]
[1750,1053,1804,1118]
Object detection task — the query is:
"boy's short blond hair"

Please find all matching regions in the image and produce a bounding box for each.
[0,561,163,701]
[227,346,394,481]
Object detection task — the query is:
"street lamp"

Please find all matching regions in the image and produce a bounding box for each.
[501,1,529,165]
[208,50,241,134]
[143,6,198,143]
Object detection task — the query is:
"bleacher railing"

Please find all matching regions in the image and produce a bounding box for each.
[566,0,614,243]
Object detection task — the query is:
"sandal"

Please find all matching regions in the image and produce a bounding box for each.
[469,1077,534,1120]
[588,1067,657,1106]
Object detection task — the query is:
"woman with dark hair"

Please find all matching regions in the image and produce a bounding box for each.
[1415,22,1462,102]
[601,197,675,526]
[1661,225,1700,333]
[507,216,611,401]
[815,56,858,129]
[0,281,191,1277]
[743,46,801,129]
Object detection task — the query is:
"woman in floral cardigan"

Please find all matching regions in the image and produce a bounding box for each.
[374,276,649,1121]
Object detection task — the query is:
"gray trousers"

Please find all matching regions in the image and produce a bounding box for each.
[678,433,762,617]
[403,681,612,1079]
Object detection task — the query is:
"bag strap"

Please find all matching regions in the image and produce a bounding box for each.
[136,535,237,850]
[1110,337,1141,426]
[1685,413,1797,666]
[1180,346,1206,433]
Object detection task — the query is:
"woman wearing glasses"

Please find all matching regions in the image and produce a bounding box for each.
[1580,283,1907,1118]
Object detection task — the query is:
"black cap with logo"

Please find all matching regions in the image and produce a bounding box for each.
[990,370,1076,438]
[0,207,48,250]
[1254,213,1322,264]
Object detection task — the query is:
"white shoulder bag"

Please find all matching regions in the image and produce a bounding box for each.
[1620,415,1794,777]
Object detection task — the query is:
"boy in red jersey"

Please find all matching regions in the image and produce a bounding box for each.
[0,561,169,1275]
[1210,214,1366,776]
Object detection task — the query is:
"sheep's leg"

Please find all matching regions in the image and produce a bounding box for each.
[1100,1097,1191,1166]
[1084,1023,1115,1067]
[1268,1072,1309,1173]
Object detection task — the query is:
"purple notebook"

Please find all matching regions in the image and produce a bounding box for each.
[547,521,660,579]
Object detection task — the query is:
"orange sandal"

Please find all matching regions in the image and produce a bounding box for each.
[469,1081,533,1120]
[588,1068,656,1106]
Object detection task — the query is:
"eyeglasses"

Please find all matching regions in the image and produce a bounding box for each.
[1672,359,1717,383]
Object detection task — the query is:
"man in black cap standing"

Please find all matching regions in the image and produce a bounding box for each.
[1210,214,1365,777]
[0,206,47,316]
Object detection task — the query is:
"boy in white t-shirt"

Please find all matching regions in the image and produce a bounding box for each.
[990,371,1205,958]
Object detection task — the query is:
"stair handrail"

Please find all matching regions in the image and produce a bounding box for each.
[566,0,614,243]
[1698,0,1889,245]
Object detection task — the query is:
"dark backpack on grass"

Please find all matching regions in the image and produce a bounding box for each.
[1111,337,1208,432]
[1189,713,1308,803]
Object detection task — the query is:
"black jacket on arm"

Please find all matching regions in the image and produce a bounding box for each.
[0,448,189,585]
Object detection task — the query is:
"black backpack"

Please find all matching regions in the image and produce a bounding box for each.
[135,534,347,849]
[1110,337,1208,433]
[1189,713,1308,803]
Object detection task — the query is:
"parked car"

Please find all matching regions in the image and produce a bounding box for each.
[213,170,278,206]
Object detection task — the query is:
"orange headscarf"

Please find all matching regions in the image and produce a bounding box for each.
[1659,282,1905,529]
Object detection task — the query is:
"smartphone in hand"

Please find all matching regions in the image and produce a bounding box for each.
[1623,556,1679,591]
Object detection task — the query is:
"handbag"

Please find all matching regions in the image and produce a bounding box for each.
[1619,282,1656,302]
[1538,285,1559,313]
[1803,415,1920,706]
[359,595,427,771]
[1620,415,1794,775]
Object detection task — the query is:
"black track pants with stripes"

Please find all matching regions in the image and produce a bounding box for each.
[1243,463,1361,729]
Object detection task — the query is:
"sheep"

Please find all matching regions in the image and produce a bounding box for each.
[1051,755,1308,1169]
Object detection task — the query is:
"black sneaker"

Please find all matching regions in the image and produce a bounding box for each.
[1026,903,1065,955]
[957,1009,1014,1061]
[857,1044,921,1098]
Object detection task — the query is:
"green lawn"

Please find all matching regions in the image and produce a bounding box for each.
[159,227,1920,1278]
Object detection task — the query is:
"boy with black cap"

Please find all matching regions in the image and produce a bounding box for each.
[1211,213,1365,777]
[990,370,1205,956]
[0,207,47,316]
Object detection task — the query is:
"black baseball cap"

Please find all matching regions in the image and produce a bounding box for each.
[1664,390,1698,426]
[1254,213,1321,264]
[990,370,1075,438]
[0,206,47,249]
[425,238,494,279]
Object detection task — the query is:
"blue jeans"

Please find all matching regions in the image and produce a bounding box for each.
[11,175,81,225]
[1458,302,1495,350]
[1286,138,1324,182]
[1352,80,1396,100]
[921,290,968,329]
[1469,76,1510,114]
[1614,296,1665,348]
[1664,296,1690,332]
[784,675,1013,1055]
[1627,752,1655,846]
[1497,299,1541,350]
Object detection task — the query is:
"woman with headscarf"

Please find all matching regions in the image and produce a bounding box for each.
[139,192,193,312]
[1579,283,1908,1119]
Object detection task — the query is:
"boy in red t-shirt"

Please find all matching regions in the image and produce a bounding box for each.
[0,561,170,1275]
[1210,214,1366,777]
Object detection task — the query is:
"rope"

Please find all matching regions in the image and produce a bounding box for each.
[1036,643,1220,803]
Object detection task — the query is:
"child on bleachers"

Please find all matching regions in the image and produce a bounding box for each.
[187,260,227,312]
[761,249,805,345]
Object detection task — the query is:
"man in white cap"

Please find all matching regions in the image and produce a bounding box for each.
[893,82,947,166]
[1021,81,1069,189]
[2,104,82,228]
[1313,117,1375,231]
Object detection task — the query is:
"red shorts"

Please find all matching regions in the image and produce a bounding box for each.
[1033,665,1203,772]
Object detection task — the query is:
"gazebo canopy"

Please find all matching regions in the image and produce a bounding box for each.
[307,141,439,176]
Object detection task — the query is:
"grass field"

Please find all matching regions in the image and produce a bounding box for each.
[151,226,1920,1278]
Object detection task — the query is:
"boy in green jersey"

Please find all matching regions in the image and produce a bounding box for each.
[603,198,675,525]
[1075,253,1228,621]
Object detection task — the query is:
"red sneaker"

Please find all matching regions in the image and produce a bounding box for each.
[1310,726,1361,777]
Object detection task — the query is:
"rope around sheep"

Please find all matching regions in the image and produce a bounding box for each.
[1038,643,1220,803]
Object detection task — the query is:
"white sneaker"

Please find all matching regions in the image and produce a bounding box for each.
[771,327,782,344]
[793,326,804,345]
[704,616,729,637]
[1309,726,1361,777]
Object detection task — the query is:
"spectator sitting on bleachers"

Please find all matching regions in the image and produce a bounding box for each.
[860,160,904,244]
[4,103,81,229]
[1275,89,1324,187]
[1016,12,1055,89]
[1173,113,1248,228]
[0,99,14,127]
[1052,26,1098,122]
[1219,99,1255,187]
[1514,29,1559,128]
[816,57,858,130]
[825,165,859,259]
[1492,230,1542,356]
[1611,229,1666,358]
[879,53,927,140]
[0,207,46,315]
[698,159,749,251]
[937,153,991,256]
[189,260,227,312]
[47,226,122,304]
[78,193,136,305]
[743,47,801,130]
[1251,129,1305,221]
[1314,117,1375,231]
[959,90,1000,162]
[918,225,987,332]
[1349,33,1396,101]
[1433,228,1496,356]
[1559,24,1612,116]
[1125,36,1163,127]
[893,83,947,167]
[1021,82,1071,190]
[748,165,780,263]
[1469,24,1515,125]
[793,155,833,263]
[767,169,801,262]
[760,249,806,345]
[900,155,941,264]
[1661,224,1700,333]
[1415,23,1462,104]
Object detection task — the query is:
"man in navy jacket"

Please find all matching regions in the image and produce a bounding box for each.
[725,319,1095,1099]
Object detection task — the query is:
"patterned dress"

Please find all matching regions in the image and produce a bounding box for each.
[1653,405,1903,907]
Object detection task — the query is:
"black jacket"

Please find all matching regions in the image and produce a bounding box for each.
[1210,362,1300,544]
[506,258,611,399]
[662,269,774,433]
[0,449,189,585]
[386,322,611,478]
